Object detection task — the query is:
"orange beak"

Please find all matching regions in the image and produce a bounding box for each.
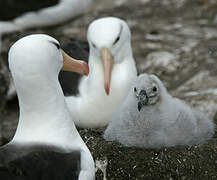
[61,50,89,76]
[101,48,114,95]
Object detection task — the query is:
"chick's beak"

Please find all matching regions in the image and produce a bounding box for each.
[101,47,114,95]
[61,49,89,76]
[138,90,149,111]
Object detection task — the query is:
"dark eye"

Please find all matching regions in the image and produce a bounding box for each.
[92,42,97,48]
[113,36,120,45]
[134,87,137,92]
[153,86,157,92]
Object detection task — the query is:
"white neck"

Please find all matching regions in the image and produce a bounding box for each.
[12,73,83,148]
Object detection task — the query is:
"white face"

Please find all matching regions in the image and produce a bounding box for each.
[9,34,63,79]
[134,74,161,111]
[87,17,131,63]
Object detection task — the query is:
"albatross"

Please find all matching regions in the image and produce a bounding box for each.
[0,34,95,180]
[65,17,137,128]
[0,0,93,34]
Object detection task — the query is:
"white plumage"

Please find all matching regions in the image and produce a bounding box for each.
[0,0,92,34]
[66,17,137,128]
[104,73,215,148]
[5,34,95,179]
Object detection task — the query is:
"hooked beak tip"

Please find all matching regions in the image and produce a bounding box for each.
[83,61,89,76]
[104,83,110,95]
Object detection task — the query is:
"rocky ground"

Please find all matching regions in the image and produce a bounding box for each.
[0,0,217,179]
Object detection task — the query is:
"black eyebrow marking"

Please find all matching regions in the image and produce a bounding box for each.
[50,41,60,49]
[118,24,123,37]
[113,24,123,45]
[92,42,97,48]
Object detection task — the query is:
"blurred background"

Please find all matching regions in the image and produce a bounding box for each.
[0,0,217,179]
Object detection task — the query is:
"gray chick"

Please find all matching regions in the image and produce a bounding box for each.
[104,74,215,148]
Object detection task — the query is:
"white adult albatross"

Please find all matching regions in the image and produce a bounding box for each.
[0,34,95,180]
[66,17,137,128]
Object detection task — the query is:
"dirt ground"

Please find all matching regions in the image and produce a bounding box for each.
[0,0,217,179]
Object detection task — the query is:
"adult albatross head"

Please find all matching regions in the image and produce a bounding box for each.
[87,17,133,95]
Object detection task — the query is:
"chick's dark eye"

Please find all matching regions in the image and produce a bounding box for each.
[153,86,157,92]
[134,87,137,92]
[113,36,120,45]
